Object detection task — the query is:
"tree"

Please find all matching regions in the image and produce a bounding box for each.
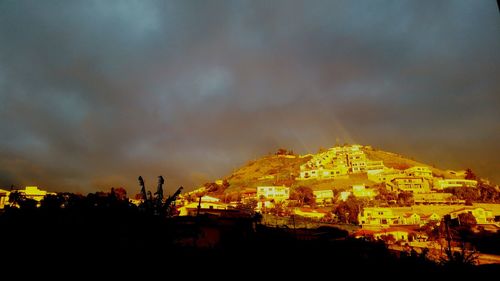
[478,182,499,203]
[397,191,414,207]
[222,179,230,189]
[375,186,397,203]
[457,212,477,228]
[204,182,220,193]
[334,195,364,224]
[275,148,293,156]
[465,168,477,180]
[114,187,127,200]
[290,186,314,206]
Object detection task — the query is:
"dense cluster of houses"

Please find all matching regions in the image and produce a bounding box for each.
[298,145,384,180]
[173,144,500,244]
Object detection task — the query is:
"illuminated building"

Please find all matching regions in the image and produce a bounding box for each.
[404,166,433,178]
[256,186,290,201]
[386,177,430,193]
[0,189,10,209]
[448,207,494,224]
[434,179,478,190]
[313,190,334,205]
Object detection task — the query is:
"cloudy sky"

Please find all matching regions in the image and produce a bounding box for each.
[0,0,499,194]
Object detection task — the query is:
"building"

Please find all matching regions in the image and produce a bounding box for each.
[256,186,290,202]
[367,168,404,183]
[21,186,52,202]
[386,177,430,193]
[5,186,55,207]
[298,166,349,180]
[365,160,385,174]
[420,213,441,224]
[339,191,351,202]
[374,227,414,242]
[352,184,377,199]
[448,207,494,224]
[358,207,399,227]
[177,201,228,216]
[347,151,367,173]
[397,213,421,225]
[445,170,467,178]
[0,189,10,209]
[297,144,382,179]
[200,195,221,203]
[404,166,433,178]
[313,190,334,205]
[434,179,478,190]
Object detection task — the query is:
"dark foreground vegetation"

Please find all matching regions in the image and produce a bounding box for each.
[0,194,498,279]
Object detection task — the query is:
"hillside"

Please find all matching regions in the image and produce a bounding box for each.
[206,145,470,196]
[362,147,451,178]
[224,154,311,192]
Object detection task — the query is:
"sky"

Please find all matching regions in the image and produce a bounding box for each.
[0,0,499,195]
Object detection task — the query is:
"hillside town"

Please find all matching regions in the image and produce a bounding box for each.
[1,145,499,264]
[170,144,500,260]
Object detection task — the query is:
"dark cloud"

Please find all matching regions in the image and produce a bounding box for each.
[0,0,499,194]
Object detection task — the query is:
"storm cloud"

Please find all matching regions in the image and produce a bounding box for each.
[0,0,499,194]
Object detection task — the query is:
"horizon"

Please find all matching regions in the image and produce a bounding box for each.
[1,1,499,194]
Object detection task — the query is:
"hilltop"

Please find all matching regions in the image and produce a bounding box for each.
[199,144,466,196]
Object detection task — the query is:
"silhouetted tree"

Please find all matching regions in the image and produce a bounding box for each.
[222,179,230,189]
[465,168,477,180]
[457,212,477,228]
[114,187,127,200]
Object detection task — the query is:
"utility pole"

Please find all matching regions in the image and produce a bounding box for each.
[444,215,452,255]
[196,196,202,217]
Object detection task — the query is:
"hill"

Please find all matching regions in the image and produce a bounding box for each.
[224,154,311,192]
[203,145,471,196]
[363,147,451,178]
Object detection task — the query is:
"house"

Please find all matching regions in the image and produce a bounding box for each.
[352,184,377,199]
[398,213,421,225]
[367,168,404,183]
[434,179,478,190]
[358,207,399,227]
[313,190,334,205]
[374,227,414,242]
[448,207,494,224]
[256,186,290,201]
[177,201,228,216]
[7,186,55,207]
[386,177,430,193]
[446,170,467,178]
[200,195,221,203]
[354,227,414,242]
[240,188,257,203]
[420,213,441,224]
[365,160,385,174]
[339,191,352,202]
[405,166,433,178]
[21,186,52,202]
[0,189,10,209]
[348,151,367,173]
